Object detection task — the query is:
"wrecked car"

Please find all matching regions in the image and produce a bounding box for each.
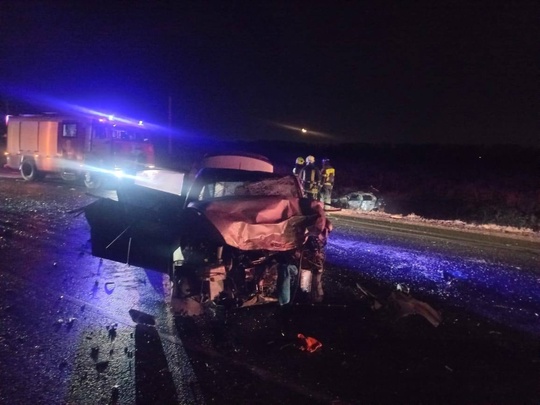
[332,191,384,212]
[83,154,332,315]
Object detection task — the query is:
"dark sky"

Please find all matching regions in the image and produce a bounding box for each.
[1,1,539,145]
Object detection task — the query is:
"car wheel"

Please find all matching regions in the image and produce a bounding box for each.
[170,269,204,316]
[84,171,103,189]
[172,274,195,299]
[20,160,43,181]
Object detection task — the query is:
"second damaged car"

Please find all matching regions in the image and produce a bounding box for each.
[83,154,332,315]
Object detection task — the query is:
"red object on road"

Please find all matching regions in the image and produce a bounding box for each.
[297,333,322,353]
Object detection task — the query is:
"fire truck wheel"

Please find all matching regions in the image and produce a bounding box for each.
[20,160,42,182]
[84,172,103,189]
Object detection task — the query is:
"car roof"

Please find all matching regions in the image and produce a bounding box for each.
[194,167,283,183]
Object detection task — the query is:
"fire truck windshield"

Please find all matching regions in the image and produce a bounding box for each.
[111,128,149,142]
[93,122,150,142]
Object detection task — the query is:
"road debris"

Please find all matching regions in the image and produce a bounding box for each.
[297,333,322,353]
[356,283,442,327]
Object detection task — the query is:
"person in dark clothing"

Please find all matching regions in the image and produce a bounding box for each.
[299,155,321,200]
[292,156,305,177]
[320,158,335,207]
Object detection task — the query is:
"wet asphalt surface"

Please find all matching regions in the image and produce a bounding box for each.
[1,173,539,405]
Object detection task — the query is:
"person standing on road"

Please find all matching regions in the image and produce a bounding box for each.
[293,156,305,177]
[320,158,335,208]
[299,155,321,200]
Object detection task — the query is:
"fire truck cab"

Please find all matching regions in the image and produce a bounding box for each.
[4,113,155,188]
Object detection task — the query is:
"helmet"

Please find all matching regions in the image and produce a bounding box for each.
[306,155,315,164]
[295,156,305,165]
[322,158,330,165]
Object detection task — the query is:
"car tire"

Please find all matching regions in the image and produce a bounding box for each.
[20,160,43,181]
[84,171,103,189]
[171,274,194,299]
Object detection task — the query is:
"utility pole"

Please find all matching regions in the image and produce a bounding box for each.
[168,95,172,156]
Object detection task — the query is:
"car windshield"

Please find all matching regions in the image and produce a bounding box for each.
[197,175,301,201]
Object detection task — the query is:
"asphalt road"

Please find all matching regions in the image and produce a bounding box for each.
[1,174,539,404]
[325,213,540,335]
[0,176,204,404]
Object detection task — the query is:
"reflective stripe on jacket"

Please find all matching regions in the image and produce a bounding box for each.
[321,167,335,186]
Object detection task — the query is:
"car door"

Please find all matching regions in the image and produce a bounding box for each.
[84,193,184,274]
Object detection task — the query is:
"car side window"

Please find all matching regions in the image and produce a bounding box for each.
[198,182,244,200]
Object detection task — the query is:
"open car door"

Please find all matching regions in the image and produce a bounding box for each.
[84,191,184,274]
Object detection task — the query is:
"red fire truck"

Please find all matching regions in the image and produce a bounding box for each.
[4,113,155,188]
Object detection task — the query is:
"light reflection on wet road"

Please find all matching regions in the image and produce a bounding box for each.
[326,216,540,336]
[0,178,203,404]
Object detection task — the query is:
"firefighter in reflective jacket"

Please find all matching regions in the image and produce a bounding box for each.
[292,156,305,177]
[299,155,321,200]
[320,158,335,207]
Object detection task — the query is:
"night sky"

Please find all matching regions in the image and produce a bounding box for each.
[1,1,539,145]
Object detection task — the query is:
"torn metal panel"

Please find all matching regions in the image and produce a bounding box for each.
[356,283,442,327]
[190,197,310,251]
[387,291,442,327]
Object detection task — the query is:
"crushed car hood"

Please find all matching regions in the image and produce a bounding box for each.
[188,196,327,251]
